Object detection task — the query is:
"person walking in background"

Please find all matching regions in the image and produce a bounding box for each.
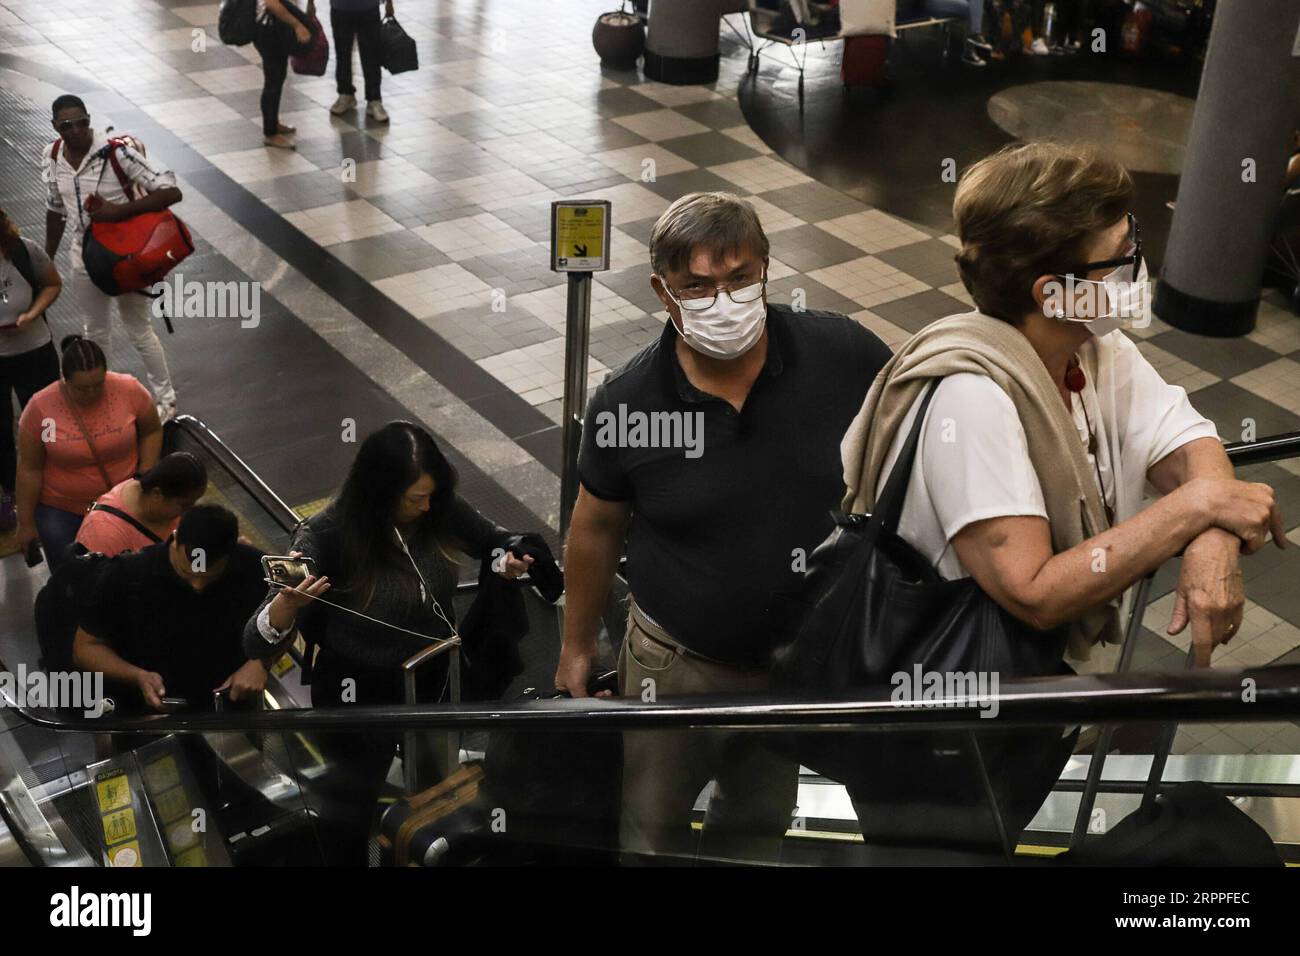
[329,0,393,124]
[42,94,180,421]
[0,205,62,534]
[255,0,314,149]
[14,335,162,569]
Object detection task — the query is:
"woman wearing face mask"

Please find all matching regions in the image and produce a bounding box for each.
[15,335,163,569]
[835,142,1287,848]
[844,141,1286,669]
[242,420,533,865]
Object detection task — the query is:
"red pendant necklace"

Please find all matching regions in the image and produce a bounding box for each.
[1065,357,1115,526]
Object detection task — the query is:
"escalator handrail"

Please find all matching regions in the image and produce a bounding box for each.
[167,415,301,534]
[1223,430,1300,467]
[10,663,1300,735]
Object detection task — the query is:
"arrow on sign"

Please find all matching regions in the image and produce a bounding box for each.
[573,243,587,257]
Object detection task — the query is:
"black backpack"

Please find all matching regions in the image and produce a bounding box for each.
[34,546,117,673]
[217,0,258,46]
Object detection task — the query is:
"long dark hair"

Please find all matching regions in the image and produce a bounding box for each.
[333,421,458,611]
[0,206,21,258]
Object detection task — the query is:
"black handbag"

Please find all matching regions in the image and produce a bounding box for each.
[380,15,419,74]
[770,378,1075,852]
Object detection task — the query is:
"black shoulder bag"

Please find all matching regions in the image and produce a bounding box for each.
[770,378,1076,854]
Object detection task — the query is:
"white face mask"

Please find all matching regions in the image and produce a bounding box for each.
[667,280,767,360]
[1056,260,1151,338]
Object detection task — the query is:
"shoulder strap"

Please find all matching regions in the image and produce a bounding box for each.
[9,239,39,292]
[60,383,115,498]
[102,139,137,200]
[90,503,165,544]
[50,139,60,162]
[868,378,941,538]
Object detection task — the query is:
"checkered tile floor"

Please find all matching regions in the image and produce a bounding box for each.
[2,0,1298,755]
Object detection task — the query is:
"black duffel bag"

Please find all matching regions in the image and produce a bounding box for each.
[380,15,419,74]
[480,671,622,863]
[769,378,1075,853]
[1059,781,1283,867]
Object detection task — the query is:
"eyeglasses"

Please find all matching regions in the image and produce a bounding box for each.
[55,117,90,133]
[663,273,767,312]
[1063,213,1143,283]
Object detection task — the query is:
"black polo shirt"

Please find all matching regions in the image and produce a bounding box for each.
[578,303,891,665]
[80,542,267,712]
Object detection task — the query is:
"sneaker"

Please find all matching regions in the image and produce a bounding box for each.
[263,133,296,150]
[962,43,988,67]
[366,100,389,124]
[1031,37,1050,55]
[277,122,297,134]
[329,94,357,115]
[0,493,15,534]
[157,403,177,425]
[967,32,994,53]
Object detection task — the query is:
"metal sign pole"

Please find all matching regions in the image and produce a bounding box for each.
[560,271,593,539]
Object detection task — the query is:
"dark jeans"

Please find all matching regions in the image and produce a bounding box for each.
[0,339,58,494]
[254,22,290,137]
[331,6,383,102]
[35,503,84,572]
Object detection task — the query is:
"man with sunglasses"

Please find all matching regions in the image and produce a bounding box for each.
[42,94,181,422]
[556,191,891,863]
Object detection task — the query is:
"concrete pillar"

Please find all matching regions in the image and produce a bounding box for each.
[644,0,723,84]
[1155,0,1300,335]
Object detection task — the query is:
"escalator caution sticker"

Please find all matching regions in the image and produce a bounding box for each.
[142,755,181,794]
[107,841,142,867]
[166,819,200,854]
[174,845,208,867]
[101,807,138,845]
[94,772,132,814]
[271,653,296,678]
[153,785,191,825]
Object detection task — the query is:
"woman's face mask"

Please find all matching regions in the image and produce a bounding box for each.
[1048,260,1151,338]
[664,278,768,360]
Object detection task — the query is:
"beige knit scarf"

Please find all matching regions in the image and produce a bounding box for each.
[840,311,1119,656]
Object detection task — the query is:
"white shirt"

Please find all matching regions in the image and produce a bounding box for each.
[40,130,177,262]
[875,328,1220,580]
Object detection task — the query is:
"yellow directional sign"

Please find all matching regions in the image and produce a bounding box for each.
[552,200,611,272]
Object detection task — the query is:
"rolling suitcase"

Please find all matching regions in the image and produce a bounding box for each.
[377,763,487,866]
[840,34,890,88]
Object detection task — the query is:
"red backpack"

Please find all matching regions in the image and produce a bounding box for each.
[53,136,194,297]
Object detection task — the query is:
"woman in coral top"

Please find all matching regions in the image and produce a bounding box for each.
[15,335,162,568]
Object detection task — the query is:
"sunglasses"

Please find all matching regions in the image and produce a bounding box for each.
[55,117,91,133]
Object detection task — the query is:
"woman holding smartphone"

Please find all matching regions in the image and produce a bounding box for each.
[0,206,61,535]
[243,420,533,865]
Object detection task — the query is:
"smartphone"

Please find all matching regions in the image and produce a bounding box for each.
[261,554,317,588]
[23,540,44,569]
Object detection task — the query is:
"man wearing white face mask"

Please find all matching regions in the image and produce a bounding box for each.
[557,191,891,862]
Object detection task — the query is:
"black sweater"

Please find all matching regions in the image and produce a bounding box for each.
[242,496,505,670]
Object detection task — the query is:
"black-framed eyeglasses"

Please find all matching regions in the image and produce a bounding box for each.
[55,116,90,133]
[1063,213,1143,283]
[664,272,767,312]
